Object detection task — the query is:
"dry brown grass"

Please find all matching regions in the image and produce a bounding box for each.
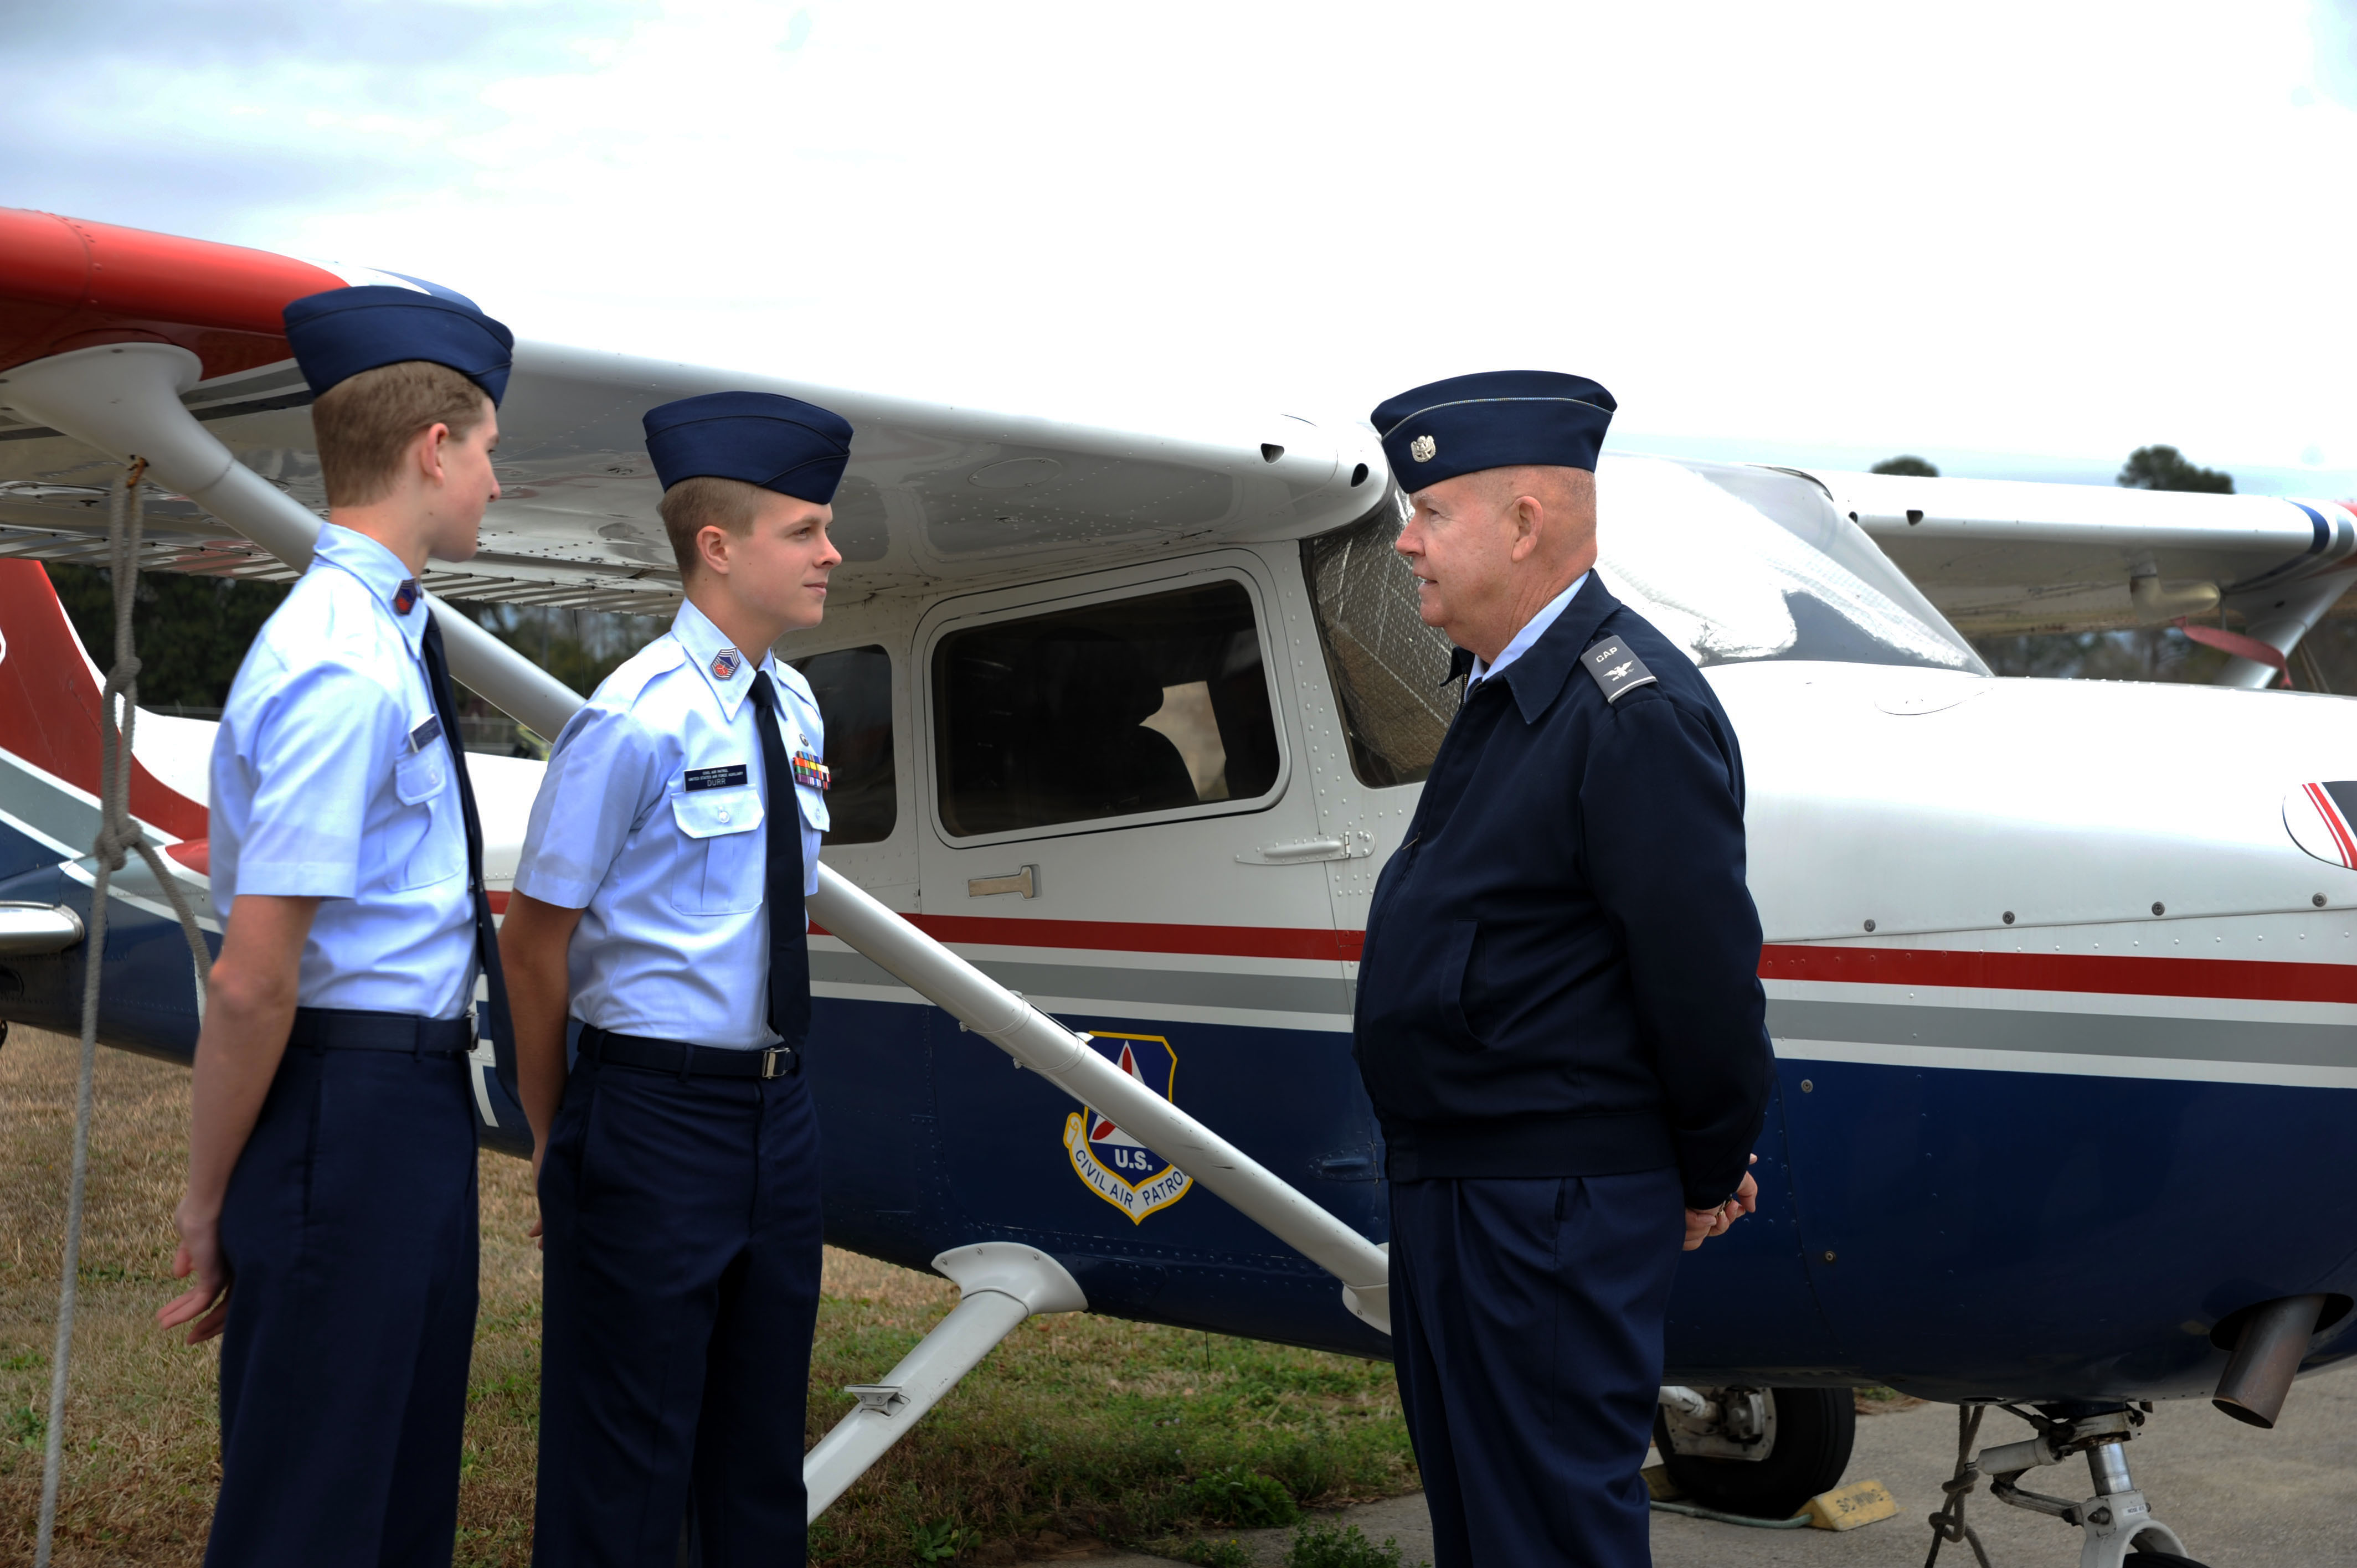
[2,1029,1416,1565]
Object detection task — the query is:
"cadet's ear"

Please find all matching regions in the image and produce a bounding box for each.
[694,522,734,580]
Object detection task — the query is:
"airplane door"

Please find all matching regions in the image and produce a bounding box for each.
[909,553,1382,1339]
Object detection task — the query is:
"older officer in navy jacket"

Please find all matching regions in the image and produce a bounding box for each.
[1354,371,1774,1568]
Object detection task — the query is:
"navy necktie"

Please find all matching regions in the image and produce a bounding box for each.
[746,671,812,1049]
[419,609,517,1101]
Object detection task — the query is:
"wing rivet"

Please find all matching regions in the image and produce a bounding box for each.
[1862,919,1876,932]
[2317,894,2330,907]
[2151,901,2166,916]
[2002,911,2015,925]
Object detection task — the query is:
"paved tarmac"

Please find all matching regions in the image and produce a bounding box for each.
[1039,1369,2357,1567]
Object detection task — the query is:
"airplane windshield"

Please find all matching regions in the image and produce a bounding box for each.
[1304,456,1985,788]
[1597,457,1984,676]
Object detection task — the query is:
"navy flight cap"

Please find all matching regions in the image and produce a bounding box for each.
[642,391,855,506]
[282,285,516,406]
[1371,370,1618,490]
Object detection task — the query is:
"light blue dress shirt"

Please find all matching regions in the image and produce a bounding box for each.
[209,523,477,1019]
[513,599,828,1050]
[1467,571,1592,690]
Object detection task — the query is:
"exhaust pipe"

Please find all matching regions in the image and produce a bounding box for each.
[2213,1293,2328,1428]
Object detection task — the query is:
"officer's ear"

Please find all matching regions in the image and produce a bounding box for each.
[1506,492,1547,564]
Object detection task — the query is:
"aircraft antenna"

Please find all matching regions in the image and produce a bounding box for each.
[34,460,214,1566]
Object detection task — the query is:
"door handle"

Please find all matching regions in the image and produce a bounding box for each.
[967,865,1038,899]
[1235,831,1374,866]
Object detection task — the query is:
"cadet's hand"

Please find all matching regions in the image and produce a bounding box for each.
[157,1196,232,1344]
[1681,1156,1760,1252]
[529,1142,546,1251]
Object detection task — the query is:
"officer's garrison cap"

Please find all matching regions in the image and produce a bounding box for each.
[282,285,516,406]
[642,391,855,506]
[1371,370,1618,491]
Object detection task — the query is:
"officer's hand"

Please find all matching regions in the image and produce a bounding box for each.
[157,1198,232,1345]
[1681,1157,1760,1251]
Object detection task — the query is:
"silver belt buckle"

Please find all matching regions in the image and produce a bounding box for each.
[761,1045,790,1079]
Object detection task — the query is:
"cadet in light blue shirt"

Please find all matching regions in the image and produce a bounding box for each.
[159,285,518,1568]
[208,521,477,1016]
[501,390,850,1567]
[511,595,826,1048]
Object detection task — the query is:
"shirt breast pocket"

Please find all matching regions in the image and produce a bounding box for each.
[670,787,766,914]
[388,745,464,890]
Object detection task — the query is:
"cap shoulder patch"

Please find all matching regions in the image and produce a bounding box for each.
[1581,636,1659,704]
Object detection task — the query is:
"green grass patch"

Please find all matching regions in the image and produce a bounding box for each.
[807,1297,1415,1564]
[1285,1523,1424,1568]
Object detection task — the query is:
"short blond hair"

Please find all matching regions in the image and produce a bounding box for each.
[312,360,491,508]
[656,475,768,577]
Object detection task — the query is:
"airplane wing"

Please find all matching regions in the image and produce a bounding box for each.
[0,210,1389,613]
[1797,468,2357,635]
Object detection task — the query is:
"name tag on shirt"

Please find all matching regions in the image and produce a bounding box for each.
[409,715,444,752]
[685,764,749,792]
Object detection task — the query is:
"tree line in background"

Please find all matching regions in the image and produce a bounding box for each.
[1868,444,2235,492]
[45,564,660,752]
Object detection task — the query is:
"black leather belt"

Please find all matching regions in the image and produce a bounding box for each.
[578,1024,800,1080]
[289,1007,474,1056]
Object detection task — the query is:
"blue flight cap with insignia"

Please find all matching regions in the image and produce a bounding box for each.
[642,391,855,506]
[1370,370,1618,490]
[281,284,516,406]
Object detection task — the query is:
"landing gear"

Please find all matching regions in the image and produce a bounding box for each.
[1937,1402,2207,1568]
[1651,1386,1856,1519]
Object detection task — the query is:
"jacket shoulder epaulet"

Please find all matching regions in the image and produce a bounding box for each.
[1579,632,1659,705]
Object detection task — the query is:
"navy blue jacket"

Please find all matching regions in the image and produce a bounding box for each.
[1352,575,1772,1210]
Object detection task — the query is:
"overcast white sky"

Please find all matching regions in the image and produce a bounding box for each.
[13,1,2357,492]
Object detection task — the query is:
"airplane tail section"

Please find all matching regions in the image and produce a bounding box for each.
[0,559,209,843]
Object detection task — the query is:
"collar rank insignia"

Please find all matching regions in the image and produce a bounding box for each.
[1063,1033,1194,1223]
[1583,639,1659,704]
[790,751,830,791]
[711,651,741,680]
[393,578,419,615]
[1409,434,1437,462]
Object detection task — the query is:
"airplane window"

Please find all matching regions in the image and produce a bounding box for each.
[1303,457,1987,788]
[932,582,1280,837]
[1302,494,1454,788]
[786,644,896,844]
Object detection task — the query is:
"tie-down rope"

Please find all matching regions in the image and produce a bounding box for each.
[35,461,215,1566]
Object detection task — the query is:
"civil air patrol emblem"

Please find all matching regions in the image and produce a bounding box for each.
[1063,1033,1193,1224]
[393,578,419,615]
[1409,434,1437,462]
[711,650,741,680]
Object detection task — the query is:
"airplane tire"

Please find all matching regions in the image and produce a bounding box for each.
[1651,1387,1856,1520]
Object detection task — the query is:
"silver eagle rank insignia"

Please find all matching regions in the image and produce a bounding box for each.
[1582,639,1658,703]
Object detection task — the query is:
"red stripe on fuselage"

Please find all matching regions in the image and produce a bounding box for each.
[0,208,341,379]
[815,914,1366,962]
[817,912,2356,1007]
[1758,941,2357,1005]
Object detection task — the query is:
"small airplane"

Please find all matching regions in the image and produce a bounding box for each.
[1,207,2352,1566]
